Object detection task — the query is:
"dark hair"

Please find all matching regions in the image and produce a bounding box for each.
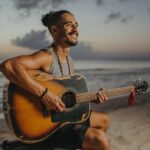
[41,10,72,28]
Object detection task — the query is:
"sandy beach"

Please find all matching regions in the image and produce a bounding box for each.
[0,92,150,150]
[92,92,150,150]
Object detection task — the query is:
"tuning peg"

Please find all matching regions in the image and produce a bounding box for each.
[133,79,148,94]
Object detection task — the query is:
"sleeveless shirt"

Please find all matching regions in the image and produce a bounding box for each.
[47,47,74,77]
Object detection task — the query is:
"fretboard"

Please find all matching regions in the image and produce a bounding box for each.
[76,86,133,103]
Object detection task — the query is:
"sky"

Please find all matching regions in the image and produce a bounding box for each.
[0,0,150,62]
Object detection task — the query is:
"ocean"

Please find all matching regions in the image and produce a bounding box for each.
[0,59,150,115]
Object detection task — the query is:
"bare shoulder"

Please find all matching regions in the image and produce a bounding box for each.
[31,48,51,57]
[25,49,53,72]
[1,49,53,72]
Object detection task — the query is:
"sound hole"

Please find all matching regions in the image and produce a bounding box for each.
[62,91,76,108]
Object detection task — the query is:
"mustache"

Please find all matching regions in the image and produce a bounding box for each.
[68,32,78,36]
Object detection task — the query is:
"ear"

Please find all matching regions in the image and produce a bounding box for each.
[50,25,57,35]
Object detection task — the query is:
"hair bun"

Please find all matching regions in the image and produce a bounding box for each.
[41,11,55,27]
[41,14,50,27]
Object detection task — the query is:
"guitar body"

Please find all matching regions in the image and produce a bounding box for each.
[3,71,90,143]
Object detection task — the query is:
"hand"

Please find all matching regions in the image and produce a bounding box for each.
[93,88,108,104]
[41,91,65,112]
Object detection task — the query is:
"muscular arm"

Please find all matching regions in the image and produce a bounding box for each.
[0,50,65,111]
[0,50,51,97]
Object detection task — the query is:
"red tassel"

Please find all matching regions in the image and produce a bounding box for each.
[128,89,137,106]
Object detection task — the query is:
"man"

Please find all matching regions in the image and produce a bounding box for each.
[0,10,110,150]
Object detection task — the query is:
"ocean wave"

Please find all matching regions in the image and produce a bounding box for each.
[82,67,150,71]
[77,68,150,77]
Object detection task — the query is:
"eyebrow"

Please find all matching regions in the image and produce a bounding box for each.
[63,21,78,26]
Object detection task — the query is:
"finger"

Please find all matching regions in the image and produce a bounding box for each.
[42,99,53,110]
[103,94,108,101]
[54,102,64,112]
[98,92,106,102]
[97,94,103,103]
[42,93,54,105]
[56,97,65,108]
[43,96,57,109]
[98,92,108,102]
[48,96,64,111]
[59,101,65,108]
[54,96,65,109]
[50,95,57,103]
[98,88,105,101]
[99,89,108,101]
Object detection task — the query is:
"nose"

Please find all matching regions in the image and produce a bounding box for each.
[72,24,79,34]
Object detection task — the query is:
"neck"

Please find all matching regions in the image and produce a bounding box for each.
[76,86,133,103]
[52,43,69,57]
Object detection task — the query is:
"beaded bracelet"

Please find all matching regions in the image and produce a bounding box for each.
[39,88,48,99]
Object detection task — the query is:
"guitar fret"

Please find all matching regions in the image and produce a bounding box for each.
[76,86,132,103]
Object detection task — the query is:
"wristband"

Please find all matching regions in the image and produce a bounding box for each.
[39,88,48,99]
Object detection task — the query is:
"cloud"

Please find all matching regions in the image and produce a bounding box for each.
[105,12,121,23]
[11,30,50,50]
[105,11,133,24]
[96,0,104,5]
[13,0,41,10]
[70,42,103,59]
[120,15,133,23]
[13,0,74,12]
[108,12,121,20]
[12,0,104,13]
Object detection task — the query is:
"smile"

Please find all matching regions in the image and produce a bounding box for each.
[68,33,78,39]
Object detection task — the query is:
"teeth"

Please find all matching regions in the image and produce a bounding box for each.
[71,34,77,38]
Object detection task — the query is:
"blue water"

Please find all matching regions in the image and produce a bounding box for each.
[0,59,150,112]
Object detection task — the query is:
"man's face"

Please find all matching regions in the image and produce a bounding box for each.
[55,13,79,47]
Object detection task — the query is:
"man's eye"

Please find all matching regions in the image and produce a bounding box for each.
[65,23,78,28]
[66,23,71,26]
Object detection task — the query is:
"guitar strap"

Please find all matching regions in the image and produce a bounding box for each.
[47,46,74,77]
[53,49,71,77]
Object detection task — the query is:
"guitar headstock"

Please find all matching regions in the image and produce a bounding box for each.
[133,79,148,94]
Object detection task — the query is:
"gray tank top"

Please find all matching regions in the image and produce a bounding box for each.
[48,47,74,77]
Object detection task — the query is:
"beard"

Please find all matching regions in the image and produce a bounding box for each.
[58,31,78,47]
[65,40,78,47]
[64,32,78,47]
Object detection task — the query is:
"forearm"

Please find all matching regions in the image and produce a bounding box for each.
[0,60,45,97]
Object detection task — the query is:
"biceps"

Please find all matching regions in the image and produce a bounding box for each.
[10,52,48,70]
[10,56,39,70]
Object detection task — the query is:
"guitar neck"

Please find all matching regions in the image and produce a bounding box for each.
[76,86,133,103]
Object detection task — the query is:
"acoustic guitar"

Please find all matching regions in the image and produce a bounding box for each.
[3,70,148,144]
